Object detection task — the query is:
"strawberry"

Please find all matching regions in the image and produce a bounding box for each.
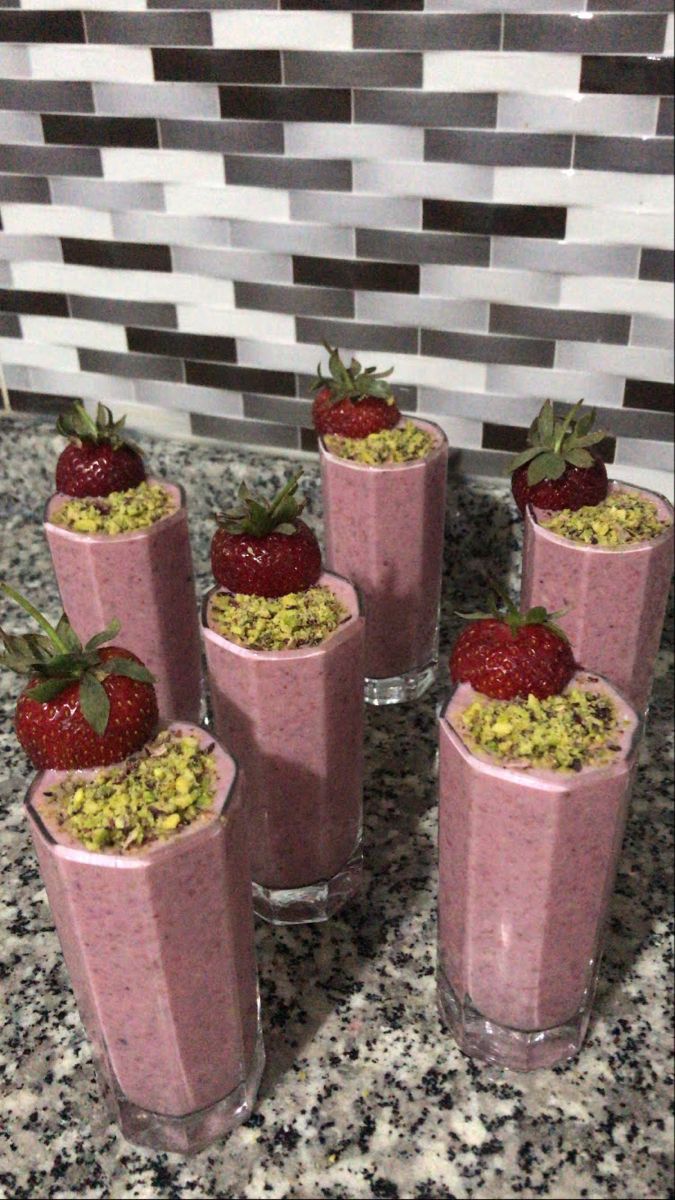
[1,583,158,770]
[55,401,146,498]
[211,470,322,599]
[312,343,400,439]
[450,592,575,701]
[509,400,609,517]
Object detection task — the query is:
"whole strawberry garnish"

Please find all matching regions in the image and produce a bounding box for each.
[1,583,158,770]
[211,470,322,599]
[312,343,400,439]
[509,400,609,517]
[55,401,146,498]
[450,592,575,701]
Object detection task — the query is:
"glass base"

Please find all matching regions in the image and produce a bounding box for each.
[253,843,363,925]
[437,968,591,1072]
[100,1023,265,1155]
[365,658,437,707]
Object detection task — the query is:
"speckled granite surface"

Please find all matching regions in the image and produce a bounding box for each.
[0,417,673,1200]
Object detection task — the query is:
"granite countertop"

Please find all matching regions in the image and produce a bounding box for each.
[0,418,673,1200]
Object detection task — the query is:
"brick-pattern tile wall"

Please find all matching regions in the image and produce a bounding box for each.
[0,1,672,476]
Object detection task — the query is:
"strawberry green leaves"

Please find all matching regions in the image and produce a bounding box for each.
[312,343,395,405]
[216,469,307,539]
[56,400,142,456]
[509,400,607,487]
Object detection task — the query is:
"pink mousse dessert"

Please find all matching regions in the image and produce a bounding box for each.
[26,724,263,1155]
[521,483,673,713]
[437,673,640,1072]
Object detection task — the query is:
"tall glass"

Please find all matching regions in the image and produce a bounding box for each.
[44,480,203,725]
[203,572,365,925]
[25,725,263,1154]
[437,676,641,1071]
[320,418,449,706]
[521,482,674,713]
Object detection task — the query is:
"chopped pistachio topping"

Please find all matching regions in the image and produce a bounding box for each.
[325,420,435,466]
[51,481,174,535]
[46,730,217,851]
[456,688,624,772]
[210,585,349,651]
[543,490,671,547]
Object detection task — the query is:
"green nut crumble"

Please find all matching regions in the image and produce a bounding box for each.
[325,420,435,466]
[52,481,174,535]
[457,689,623,772]
[542,490,671,547]
[45,730,216,851]
[210,585,349,651]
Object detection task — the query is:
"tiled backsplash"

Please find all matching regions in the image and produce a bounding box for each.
[0,1,673,480]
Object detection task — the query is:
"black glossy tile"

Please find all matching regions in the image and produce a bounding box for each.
[354,13,500,50]
[1,81,94,114]
[0,288,69,318]
[284,52,422,89]
[300,427,319,453]
[226,156,352,191]
[355,89,497,128]
[152,49,281,84]
[422,329,555,369]
[61,239,171,273]
[581,55,674,95]
[0,176,50,204]
[85,11,212,45]
[624,378,674,412]
[42,115,159,150]
[0,11,84,41]
[70,296,178,329]
[504,14,667,54]
[424,200,567,240]
[220,86,351,123]
[186,361,297,396]
[126,327,237,363]
[0,146,102,178]
[8,389,78,417]
[639,248,674,283]
[294,255,419,293]
[483,420,616,463]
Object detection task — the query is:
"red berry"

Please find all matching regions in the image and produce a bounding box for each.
[313,386,401,440]
[450,618,576,701]
[56,440,146,499]
[16,647,158,770]
[211,518,321,599]
[512,454,608,518]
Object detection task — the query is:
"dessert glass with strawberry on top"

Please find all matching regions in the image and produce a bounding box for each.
[202,470,366,924]
[514,399,674,713]
[437,591,641,1071]
[315,345,449,707]
[44,401,202,726]
[2,583,264,1154]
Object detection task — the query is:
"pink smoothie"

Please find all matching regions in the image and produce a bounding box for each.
[25,725,261,1123]
[320,419,449,681]
[202,572,365,894]
[438,674,640,1039]
[44,480,202,725]
[521,482,674,713]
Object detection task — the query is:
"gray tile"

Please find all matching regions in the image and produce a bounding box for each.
[290,191,421,231]
[160,120,283,155]
[85,12,212,45]
[284,52,422,89]
[226,156,352,192]
[356,228,489,267]
[492,238,640,279]
[134,379,243,417]
[94,83,220,120]
[574,135,673,174]
[504,14,668,53]
[640,248,673,283]
[243,393,314,427]
[112,211,231,248]
[0,146,102,178]
[498,93,659,137]
[50,178,165,212]
[355,89,497,128]
[588,1,673,14]
[78,348,183,382]
[357,291,488,333]
[614,436,674,471]
[426,130,572,168]
[0,176,50,205]
[173,245,293,284]
[631,315,674,350]
[0,263,11,286]
[0,312,20,338]
[0,235,63,264]
[657,98,674,137]
[1,80,94,114]
[452,447,512,479]
[354,13,499,50]
[296,317,418,355]
[490,303,631,345]
[230,220,354,257]
[70,295,178,329]
[190,412,298,449]
[423,329,555,368]
[235,282,354,318]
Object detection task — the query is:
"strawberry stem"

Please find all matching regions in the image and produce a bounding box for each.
[0,583,69,653]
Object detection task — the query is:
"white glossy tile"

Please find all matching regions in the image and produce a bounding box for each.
[0,338,79,373]
[615,438,674,473]
[424,52,581,94]
[354,160,493,201]
[556,340,674,383]
[631,315,674,350]
[29,46,153,84]
[177,304,296,343]
[20,317,127,354]
[0,47,31,80]
[285,125,424,162]
[498,94,659,137]
[1,205,114,240]
[566,207,674,250]
[0,112,43,145]
[134,380,244,419]
[172,245,293,284]
[560,275,674,320]
[212,12,352,50]
[487,363,625,406]
[10,260,236,307]
[29,366,135,402]
[493,167,673,211]
[102,149,224,185]
[414,411,482,449]
[94,83,219,120]
[164,184,290,221]
[608,463,673,503]
[422,263,560,305]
